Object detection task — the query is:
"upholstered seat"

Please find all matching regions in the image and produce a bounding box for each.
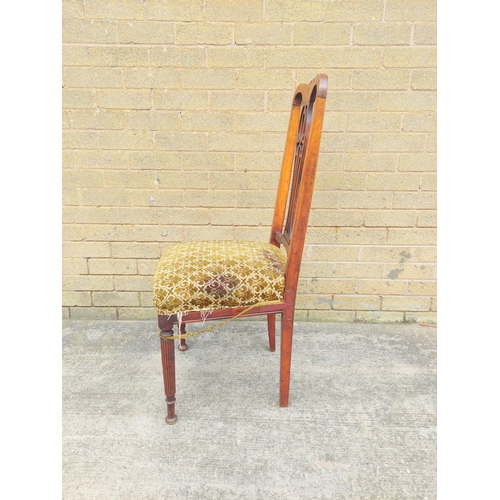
[153,240,287,317]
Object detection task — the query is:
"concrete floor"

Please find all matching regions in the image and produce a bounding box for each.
[62,320,436,500]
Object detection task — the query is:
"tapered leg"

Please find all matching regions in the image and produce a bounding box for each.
[178,322,188,351]
[267,314,276,352]
[160,326,178,424]
[279,314,294,407]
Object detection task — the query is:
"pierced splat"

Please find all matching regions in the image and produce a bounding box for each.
[271,74,326,292]
[284,100,312,241]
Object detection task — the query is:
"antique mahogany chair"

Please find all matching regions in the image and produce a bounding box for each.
[152,74,328,424]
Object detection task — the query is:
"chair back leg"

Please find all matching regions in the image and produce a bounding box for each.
[267,314,276,352]
[279,313,294,407]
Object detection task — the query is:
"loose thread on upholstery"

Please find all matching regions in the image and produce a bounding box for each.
[158,300,283,341]
[200,309,212,325]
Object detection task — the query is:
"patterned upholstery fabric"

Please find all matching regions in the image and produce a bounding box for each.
[153,240,287,316]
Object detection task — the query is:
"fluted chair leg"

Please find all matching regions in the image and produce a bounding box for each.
[160,326,177,425]
[279,314,294,407]
[178,322,188,351]
[267,314,276,352]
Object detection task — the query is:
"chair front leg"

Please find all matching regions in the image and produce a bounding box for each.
[160,322,178,424]
[178,322,188,351]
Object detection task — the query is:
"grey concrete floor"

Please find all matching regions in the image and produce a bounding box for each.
[62,320,436,500]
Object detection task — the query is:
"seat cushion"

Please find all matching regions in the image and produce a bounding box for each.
[153,240,287,316]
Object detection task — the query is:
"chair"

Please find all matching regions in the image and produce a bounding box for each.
[152,74,328,424]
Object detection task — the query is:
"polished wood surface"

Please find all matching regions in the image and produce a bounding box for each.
[267,314,276,353]
[158,74,328,423]
[160,325,177,424]
[178,322,188,351]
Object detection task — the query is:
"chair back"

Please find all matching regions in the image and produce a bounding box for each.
[270,74,328,292]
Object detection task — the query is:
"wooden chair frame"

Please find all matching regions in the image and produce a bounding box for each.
[158,74,328,424]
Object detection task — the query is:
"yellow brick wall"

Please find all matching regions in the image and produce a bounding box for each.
[62,0,437,323]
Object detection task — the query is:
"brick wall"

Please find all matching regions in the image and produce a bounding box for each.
[62,0,437,323]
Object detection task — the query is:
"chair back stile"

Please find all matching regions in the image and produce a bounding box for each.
[270,74,328,296]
